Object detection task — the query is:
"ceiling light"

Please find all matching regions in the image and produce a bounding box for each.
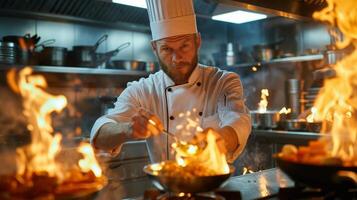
[212,10,267,24]
[112,0,147,9]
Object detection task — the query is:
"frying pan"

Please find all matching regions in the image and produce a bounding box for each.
[143,162,235,193]
[276,157,357,188]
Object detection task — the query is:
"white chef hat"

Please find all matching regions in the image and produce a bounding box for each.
[145,0,198,41]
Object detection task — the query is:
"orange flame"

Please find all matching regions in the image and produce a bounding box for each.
[242,167,254,175]
[258,89,269,113]
[7,67,103,184]
[313,0,357,164]
[172,110,230,175]
[279,107,292,115]
[78,143,102,177]
[306,107,318,123]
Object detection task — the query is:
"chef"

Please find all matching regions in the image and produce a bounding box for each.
[90,0,251,163]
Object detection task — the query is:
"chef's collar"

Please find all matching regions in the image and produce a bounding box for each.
[163,64,202,87]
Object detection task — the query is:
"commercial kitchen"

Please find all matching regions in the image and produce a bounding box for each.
[0,0,356,199]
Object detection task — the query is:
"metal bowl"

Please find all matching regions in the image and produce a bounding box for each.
[143,162,235,193]
[251,110,280,129]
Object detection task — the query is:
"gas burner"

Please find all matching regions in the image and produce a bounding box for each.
[143,189,241,200]
[278,186,357,200]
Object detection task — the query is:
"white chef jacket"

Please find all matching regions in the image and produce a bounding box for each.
[90,64,251,163]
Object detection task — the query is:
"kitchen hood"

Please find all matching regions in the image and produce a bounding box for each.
[220,0,327,20]
[0,0,326,30]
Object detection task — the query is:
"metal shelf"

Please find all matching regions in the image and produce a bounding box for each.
[223,54,324,69]
[0,64,150,77]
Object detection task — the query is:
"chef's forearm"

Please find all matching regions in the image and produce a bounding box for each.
[219,126,239,154]
[93,122,131,151]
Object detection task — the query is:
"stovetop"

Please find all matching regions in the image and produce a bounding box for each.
[142,189,242,200]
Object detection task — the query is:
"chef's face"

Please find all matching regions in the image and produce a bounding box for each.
[152,33,201,85]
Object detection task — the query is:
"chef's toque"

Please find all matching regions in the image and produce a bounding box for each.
[145,0,198,41]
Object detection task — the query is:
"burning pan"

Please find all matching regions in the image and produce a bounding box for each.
[277,157,357,188]
[143,163,235,193]
[251,110,280,129]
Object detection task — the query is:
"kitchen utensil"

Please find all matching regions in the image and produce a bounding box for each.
[306,121,322,133]
[143,162,235,193]
[108,60,146,70]
[96,42,131,67]
[285,79,303,119]
[253,44,273,62]
[0,41,17,65]
[39,46,68,66]
[70,34,108,67]
[277,157,357,188]
[251,110,280,129]
[278,119,307,131]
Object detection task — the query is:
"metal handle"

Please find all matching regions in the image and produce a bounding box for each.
[93,34,108,51]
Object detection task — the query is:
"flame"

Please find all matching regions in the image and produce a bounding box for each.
[258,89,269,113]
[171,109,230,175]
[10,67,67,179]
[6,67,103,185]
[258,175,269,196]
[242,167,254,175]
[306,107,318,122]
[312,0,357,164]
[78,143,102,177]
[279,107,292,115]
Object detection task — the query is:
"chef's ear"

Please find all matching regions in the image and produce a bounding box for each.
[151,41,157,52]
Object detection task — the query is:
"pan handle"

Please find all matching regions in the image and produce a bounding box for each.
[115,42,131,53]
[35,39,56,49]
[93,34,108,51]
[108,42,131,57]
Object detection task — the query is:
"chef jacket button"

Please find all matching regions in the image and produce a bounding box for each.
[196,82,201,86]
[199,112,203,116]
[167,88,172,92]
[170,116,175,120]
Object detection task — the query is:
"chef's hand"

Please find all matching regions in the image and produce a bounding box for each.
[192,128,227,154]
[131,109,164,139]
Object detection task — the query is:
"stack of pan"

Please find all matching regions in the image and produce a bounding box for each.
[0,42,17,65]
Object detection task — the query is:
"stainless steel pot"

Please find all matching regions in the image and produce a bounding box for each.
[109,60,147,71]
[278,119,307,131]
[250,110,280,129]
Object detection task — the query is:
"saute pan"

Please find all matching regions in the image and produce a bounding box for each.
[143,162,235,193]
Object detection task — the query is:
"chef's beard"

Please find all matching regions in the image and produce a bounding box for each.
[158,51,199,85]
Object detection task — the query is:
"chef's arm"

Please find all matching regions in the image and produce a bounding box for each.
[93,122,131,151]
[217,126,239,154]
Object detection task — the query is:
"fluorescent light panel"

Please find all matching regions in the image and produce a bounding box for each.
[212,10,267,24]
[112,0,147,8]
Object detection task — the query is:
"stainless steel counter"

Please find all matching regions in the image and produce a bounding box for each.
[252,129,321,141]
[94,168,294,200]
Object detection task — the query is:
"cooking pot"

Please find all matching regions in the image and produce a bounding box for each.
[3,33,41,51]
[70,34,108,67]
[278,119,307,131]
[108,60,147,70]
[143,162,235,193]
[39,46,68,66]
[252,45,273,62]
[251,110,280,129]
[0,41,17,65]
